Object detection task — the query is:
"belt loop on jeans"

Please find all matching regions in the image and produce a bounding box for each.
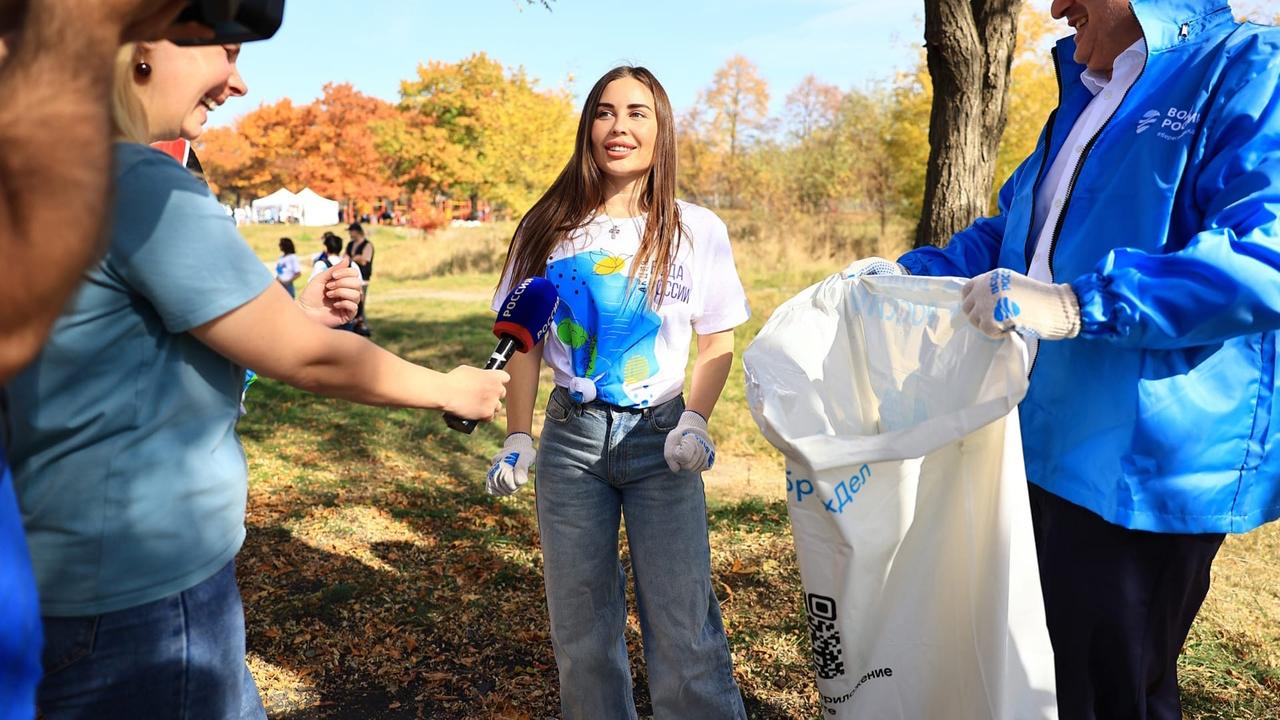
[555,385,586,417]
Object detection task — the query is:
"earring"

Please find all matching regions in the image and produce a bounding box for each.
[135,61,152,79]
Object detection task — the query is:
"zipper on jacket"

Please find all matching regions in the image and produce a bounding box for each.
[1026,37,1149,380]
[1023,50,1065,270]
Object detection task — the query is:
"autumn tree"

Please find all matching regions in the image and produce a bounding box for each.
[197,126,253,203]
[839,88,904,236]
[293,83,399,220]
[785,75,842,144]
[994,9,1059,208]
[675,103,719,205]
[385,52,574,218]
[915,0,1023,248]
[877,3,1056,234]
[784,76,845,212]
[701,55,770,208]
[198,98,309,203]
[877,62,933,226]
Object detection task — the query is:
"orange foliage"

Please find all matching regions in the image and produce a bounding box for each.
[294,83,400,218]
[406,190,448,232]
[198,98,306,202]
[198,85,399,216]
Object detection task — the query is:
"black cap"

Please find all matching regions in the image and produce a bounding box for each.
[173,0,285,46]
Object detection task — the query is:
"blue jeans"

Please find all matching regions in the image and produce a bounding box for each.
[37,560,265,720]
[535,387,746,720]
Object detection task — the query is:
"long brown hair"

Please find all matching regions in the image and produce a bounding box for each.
[499,66,683,302]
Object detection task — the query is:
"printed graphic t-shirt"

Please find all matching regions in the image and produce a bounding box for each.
[275,253,301,283]
[494,201,750,407]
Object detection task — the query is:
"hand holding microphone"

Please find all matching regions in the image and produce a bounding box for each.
[444,276,559,434]
[438,366,510,424]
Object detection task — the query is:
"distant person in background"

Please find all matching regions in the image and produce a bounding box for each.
[344,222,374,336]
[5,38,508,719]
[312,232,361,332]
[275,237,301,297]
[311,232,348,279]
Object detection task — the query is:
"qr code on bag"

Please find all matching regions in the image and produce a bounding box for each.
[806,593,845,679]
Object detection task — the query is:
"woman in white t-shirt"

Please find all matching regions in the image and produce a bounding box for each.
[310,232,346,280]
[274,236,301,297]
[487,66,749,720]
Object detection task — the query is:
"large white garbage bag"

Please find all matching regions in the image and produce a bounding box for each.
[743,273,1057,719]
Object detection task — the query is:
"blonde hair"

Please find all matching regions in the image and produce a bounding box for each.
[112,44,150,143]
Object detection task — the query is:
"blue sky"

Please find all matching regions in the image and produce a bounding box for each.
[212,0,931,127]
[213,1,1276,130]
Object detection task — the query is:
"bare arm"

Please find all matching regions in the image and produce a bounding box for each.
[0,0,183,382]
[189,283,509,420]
[502,341,543,436]
[296,257,363,327]
[685,330,734,420]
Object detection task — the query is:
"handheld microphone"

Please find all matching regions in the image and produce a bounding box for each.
[444,277,559,434]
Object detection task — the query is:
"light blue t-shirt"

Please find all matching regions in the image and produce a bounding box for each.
[5,143,274,616]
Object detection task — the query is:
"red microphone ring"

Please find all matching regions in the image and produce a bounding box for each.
[493,321,536,353]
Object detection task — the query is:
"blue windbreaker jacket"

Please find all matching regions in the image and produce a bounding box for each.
[900,0,1280,533]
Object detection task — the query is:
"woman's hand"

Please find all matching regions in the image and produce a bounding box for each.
[664,411,716,472]
[297,257,363,328]
[441,366,510,421]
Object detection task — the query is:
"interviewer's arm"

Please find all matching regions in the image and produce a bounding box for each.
[190,285,509,420]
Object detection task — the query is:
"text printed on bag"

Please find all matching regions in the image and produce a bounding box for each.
[787,465,873,515]
[864,295,939,327]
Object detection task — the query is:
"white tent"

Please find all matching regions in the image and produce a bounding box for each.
[295,187,340,226]
[251,187,300,223]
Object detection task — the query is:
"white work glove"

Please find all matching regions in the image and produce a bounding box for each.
[486,433,536,496]
[843,256,908,278]
[961,268,1081,340]
[663,411,716,473]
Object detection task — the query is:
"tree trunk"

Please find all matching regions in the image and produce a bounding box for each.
[915,0,1022,249]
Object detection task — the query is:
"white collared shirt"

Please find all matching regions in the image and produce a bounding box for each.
[1025,38,1146,360]
[1028,39,1147,284]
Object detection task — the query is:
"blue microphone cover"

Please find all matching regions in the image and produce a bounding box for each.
[493,277,559,352]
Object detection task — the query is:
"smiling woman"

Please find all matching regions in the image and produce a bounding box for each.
[113,41,247,143]
[4,37,510,720]
[487,66,751,719]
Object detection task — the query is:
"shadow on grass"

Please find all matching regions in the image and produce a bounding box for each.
[236,312,814,719]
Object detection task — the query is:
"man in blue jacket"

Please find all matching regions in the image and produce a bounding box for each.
[851,0,1279,716]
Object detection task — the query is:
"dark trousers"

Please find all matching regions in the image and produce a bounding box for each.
[1028,484,1224,720]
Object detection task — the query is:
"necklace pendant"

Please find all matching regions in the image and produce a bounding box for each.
[609,225,621,239]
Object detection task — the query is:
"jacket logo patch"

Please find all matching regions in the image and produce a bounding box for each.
[1137,106,1201,141]
[1136,110,1161,134]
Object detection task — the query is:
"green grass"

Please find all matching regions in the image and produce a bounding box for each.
[237,218,1280,719]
